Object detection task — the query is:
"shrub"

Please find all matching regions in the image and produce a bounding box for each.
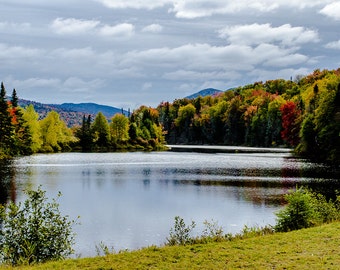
[275,188,339,232]
[234,225,275,239]
[201,219,224,241]
[166,216,196,246]
[0,187,76,265]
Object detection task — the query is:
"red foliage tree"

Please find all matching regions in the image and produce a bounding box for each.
[280,101,301,147]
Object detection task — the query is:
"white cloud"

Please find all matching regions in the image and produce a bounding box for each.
[320,2,340,20]
[63,77,105,93]
[218,23,319,46]
[142,82,153,90]
[50,18,100,34]
[95,0,170,9]
[121,42,310,78]
[142,24,163,33]
[0,21,31,31]
[51,47,97,60]
[10,77,61,89]
[163,70,241,81]
[0,43,41,60]
[96,0,334,18]
[248,67,312,82]
[50,18,135,39]
[325,40,340,50]
[99,23,135,38]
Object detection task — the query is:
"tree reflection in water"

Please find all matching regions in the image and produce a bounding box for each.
[0,160,16,205]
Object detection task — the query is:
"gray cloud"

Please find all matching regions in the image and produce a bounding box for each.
[218,24,319,46]
[0,0,339,109]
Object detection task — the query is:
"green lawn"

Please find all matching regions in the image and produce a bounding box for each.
[2,222,340,270]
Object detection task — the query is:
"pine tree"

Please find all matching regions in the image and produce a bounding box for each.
[10,89,32,155]
[76,115,93,151]
[0,82,14,154]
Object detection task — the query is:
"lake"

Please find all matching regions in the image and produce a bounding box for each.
[0,150,339,257]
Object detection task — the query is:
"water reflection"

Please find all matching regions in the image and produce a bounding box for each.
[0,160,16,204]
[3,152,340,257]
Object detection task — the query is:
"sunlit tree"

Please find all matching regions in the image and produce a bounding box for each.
[21,105,42,153]
[39,111,74,152]
[92,112,110,148]
[110,113,130,146]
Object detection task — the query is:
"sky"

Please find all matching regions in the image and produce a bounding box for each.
[0,0,340,110]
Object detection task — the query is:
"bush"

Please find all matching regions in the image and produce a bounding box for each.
[275,188,339,232]
[166,216,196,246]
[0,187,76,265]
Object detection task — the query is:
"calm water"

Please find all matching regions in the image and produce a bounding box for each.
[0,151,339,257]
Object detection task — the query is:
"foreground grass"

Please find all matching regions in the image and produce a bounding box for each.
[2,222,340,270]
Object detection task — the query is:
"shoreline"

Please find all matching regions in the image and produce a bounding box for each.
[166,144,292,154]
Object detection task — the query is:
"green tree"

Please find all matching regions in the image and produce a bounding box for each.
[224,96,245,145]
[275,188,339,232]
[0,187,76,265]
[9,89,32,155]
[91,112,110,148]
[175,103,196,143]
[39,111,74,152]
[129,106,165,150]
[0,83,14,155]
[110,114,129,147]
[313,83,340,163]
[21,105,43,153]
[76,115,93,152]
[266,96,285,146]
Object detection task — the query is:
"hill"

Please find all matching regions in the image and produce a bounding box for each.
[18,99,128,127]
[186,88,223,99]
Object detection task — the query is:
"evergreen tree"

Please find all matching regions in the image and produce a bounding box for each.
[10,89,33,155]
[0,82,14,154]
[76,115,93,152]
[11,88,18,107]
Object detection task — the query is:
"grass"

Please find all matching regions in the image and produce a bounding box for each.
[1,222,339,270]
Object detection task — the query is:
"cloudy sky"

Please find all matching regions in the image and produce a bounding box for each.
[1,0,340,109]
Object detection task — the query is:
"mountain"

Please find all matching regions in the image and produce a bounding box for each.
[18,99,128,127]
[186,88,223,99]
[57,103,127,119]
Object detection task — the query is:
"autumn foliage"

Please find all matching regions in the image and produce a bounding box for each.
[1,68,340,164]
[280,101,301,147]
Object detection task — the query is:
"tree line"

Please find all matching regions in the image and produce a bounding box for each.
[1,68,339,164]
[0,83,165,159]
[157,69,340,164]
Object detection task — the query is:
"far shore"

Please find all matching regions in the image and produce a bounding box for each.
[166,144,292,154]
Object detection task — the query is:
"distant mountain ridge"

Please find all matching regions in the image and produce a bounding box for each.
[18,99,128,127]
[17,88,224,127]
[186,88,223,99]
[57,103,127,118]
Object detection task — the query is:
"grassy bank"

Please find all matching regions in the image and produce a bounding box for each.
[1,222,339,270]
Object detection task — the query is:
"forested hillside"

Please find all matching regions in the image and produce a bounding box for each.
[158,69,340,164]
[18,99,126,127]
[0,83,164,157]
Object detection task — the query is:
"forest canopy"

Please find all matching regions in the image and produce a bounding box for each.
[157,69,340,164]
